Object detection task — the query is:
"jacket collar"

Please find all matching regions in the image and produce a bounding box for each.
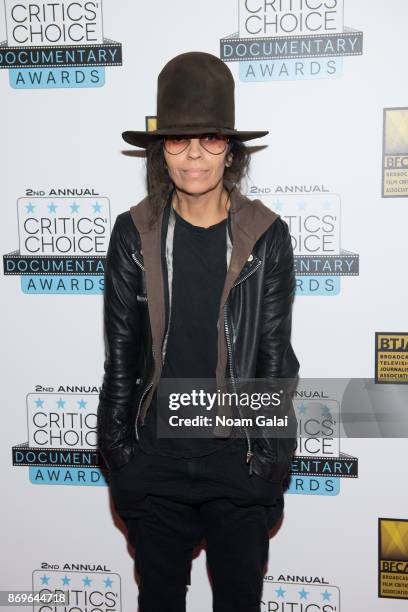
[130,185,278,237]
[130,185,279,308]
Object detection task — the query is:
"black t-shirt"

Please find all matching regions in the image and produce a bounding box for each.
[138,207,239,457]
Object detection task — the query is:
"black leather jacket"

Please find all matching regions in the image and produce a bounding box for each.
[97,188,300,482]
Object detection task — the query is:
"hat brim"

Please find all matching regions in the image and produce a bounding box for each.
[122,127,268,148]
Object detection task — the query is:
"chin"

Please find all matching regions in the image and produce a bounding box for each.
[175,177,223,196]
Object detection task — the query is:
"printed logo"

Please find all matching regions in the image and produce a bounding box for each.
[378,518,408,600]
[3,190,109,294]
[12,386,107,486]
[263,575,340,610]
[382,108,408,198]
[288,389,358,496]
[33,565,121,610]
[258,192,359,296]
[0,0,122,88]
[220,0,363,82]
[375,333,408,384]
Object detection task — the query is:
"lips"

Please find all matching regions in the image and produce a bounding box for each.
[182,169,208,177]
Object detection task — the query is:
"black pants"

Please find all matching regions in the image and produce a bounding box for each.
[110,438,284,612]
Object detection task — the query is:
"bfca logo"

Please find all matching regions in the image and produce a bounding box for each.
[382,108,408,198]
[378,518,408,600]
[3,191,110,294]
[220,0,363,81]
[0,0,122,88]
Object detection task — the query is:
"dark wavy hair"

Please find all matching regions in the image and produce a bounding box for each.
[145,138,250,227]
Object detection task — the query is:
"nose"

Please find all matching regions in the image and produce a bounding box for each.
[187,138,202,158]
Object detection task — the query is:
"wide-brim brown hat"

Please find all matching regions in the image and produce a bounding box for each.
[122,51,268,148]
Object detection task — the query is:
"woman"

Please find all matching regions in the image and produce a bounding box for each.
[97,51,299,612]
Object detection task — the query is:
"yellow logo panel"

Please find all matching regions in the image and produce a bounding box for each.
[379,518,408,599]
[145,116,158,132]
[382,108,408,197]
[375,333,408,384]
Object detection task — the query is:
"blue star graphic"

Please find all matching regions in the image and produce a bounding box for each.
[78,399,87,409]
[48,203,58,213]
[275,587,285,598]
[35,398,45,408]
[56,398,66,409]
[83,577,92,587]
[321,404,331,417]
[272,199,284,210]
[40,574,50,585]
[298,588,308,599]
[297,403,307,414]
[297,200,307,210]
[26,202,35,213]
[61,575,71,586]
[104,577,113,588]
[322,200,332,209]
[93,202,102,213]
[70,202,80,213]
[321,590,332,601]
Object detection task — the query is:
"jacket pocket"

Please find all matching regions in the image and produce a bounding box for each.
[252,436,296,483]
[108,441,142,476]
[100,436,140,474]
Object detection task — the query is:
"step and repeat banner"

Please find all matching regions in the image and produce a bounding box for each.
[1,1,408,610]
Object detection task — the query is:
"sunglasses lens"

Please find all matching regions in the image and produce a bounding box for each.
[164,137,190,154]
[200,134,228,153]
[163,134,228,154]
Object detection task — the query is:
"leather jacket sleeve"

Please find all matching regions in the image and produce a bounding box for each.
[97,213,141,472]
[252,217,300,482]
[256,217,299,383]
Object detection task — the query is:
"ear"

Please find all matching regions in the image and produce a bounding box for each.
[225,152,233,167]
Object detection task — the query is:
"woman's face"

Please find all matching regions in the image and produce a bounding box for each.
[163,136,232,196]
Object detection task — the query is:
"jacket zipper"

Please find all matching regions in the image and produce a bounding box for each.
[161,288,172,366]
[232,259,261,289]
[132,250,150,440]
[135,308,171,440]
[132,247,172,439]
[223,257,261,474]
[133,242,172,362]
[135,378,153,441]
[224,303,253,475]
[131,252,145,271]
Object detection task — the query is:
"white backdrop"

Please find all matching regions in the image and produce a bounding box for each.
[1,1,408,610]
